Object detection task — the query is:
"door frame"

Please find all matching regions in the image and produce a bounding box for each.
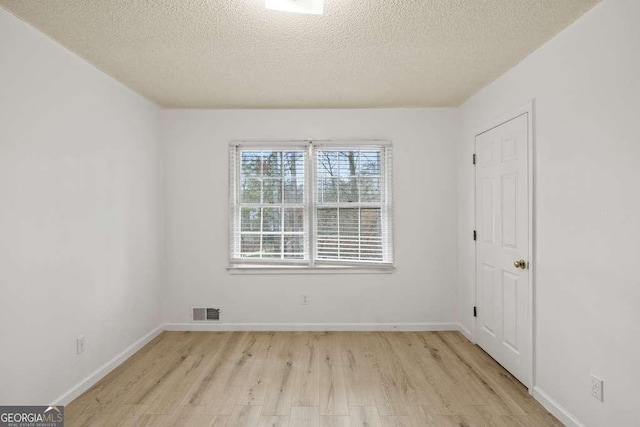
[473,100,535,392]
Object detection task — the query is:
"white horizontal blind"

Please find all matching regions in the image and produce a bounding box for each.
[314,146,393,264]
[229,145,309,264]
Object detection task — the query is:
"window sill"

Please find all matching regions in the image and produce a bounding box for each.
[227,265,395,275]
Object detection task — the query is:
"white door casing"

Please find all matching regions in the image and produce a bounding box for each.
[475,111,531,387]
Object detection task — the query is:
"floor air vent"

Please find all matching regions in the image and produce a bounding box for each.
[192,307,221,322]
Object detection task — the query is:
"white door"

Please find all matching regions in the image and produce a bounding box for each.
[475,113,530,387]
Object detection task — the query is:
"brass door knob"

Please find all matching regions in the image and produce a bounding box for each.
[513,259,527,270]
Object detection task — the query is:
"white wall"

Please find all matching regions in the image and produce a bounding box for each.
[0,9,162,405]
[458,0,640,425]
[4,0,637,423]
[161,109,459,328]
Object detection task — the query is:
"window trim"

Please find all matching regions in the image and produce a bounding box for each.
[228,139,394,272]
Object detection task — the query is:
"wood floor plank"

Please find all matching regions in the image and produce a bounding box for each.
[64,332,560,427]
[440,331,547,414]
[143,410,220,426]
[290,406,320,427]
[144,332,232,415]
[206,332,271,410]
[320,415,351,427]
[339,333,377,407]
[182,331,247,407]
[70,332,190,415]
[407,332,486,410]
[262,333,297,416]
[374,333,431,406]
[227,405,262,427]
[349,406,382,427]
[404,405,438,425]
[378,415,413,427]
[291,332,320,407]
[65,404,146,427]
[319,332,349,416]
[432,332,530,415]
[362,333,409,416]
[237,333,278,406]
[258,415,290,427]
[212,415,230,426]
[209,333,268,410]
[123,333,202,406]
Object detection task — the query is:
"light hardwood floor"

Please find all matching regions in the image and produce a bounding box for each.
[66,331,560,426]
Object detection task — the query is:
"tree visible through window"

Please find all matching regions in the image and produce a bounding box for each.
[229,142,393,267]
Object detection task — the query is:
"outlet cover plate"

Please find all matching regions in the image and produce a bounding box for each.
[591,374,603,401]
[77,335,86,354]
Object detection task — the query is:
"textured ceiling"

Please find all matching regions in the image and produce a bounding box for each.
[0,0,600,108]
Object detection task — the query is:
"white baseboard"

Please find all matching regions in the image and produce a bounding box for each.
[457,323,473,341]
[53,325,164,406]
[163,322,459,332]
[533,386,585,427]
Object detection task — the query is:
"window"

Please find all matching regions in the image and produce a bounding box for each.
[229,141,393,269]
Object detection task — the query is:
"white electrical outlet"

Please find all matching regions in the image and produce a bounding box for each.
[77,335,86,355]
[591,375,603,401]
[301,294,309,305]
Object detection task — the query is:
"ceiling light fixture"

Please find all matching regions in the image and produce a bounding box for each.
[265,0,324,15]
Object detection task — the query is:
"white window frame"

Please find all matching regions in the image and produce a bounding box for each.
[228,139,394,274]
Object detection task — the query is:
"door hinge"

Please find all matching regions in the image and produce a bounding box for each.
[473,230,477,241]
[473,306,477,317]
[472,153,476,165]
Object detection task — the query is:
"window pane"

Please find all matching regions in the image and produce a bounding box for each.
[360,208,381,234]
[283,151,304,178]
[360,208,383,261]
[284,178,303,203]
[338,151,359,177]
[359,177,381,202]
[317,151,338,178]
[284,235,304,259]
[262,151,282,177]
[284,208,304,232]
[240,207,261,231]
[316,207,384,262]
[263,207,281,232]
[261,234,282,258]
[317,208,338,234]
[241,178,262,203]
[316,149,382,205]
[360,151,381,176]
[318,177,338,203]
[240,234,261,257]
[340,208,359,259]
[338,208,358,236]
[241,151,262,176]
[338,177,358,203]
[316,208,338,259]
[262,178,282,204]
[283,151,304,203]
